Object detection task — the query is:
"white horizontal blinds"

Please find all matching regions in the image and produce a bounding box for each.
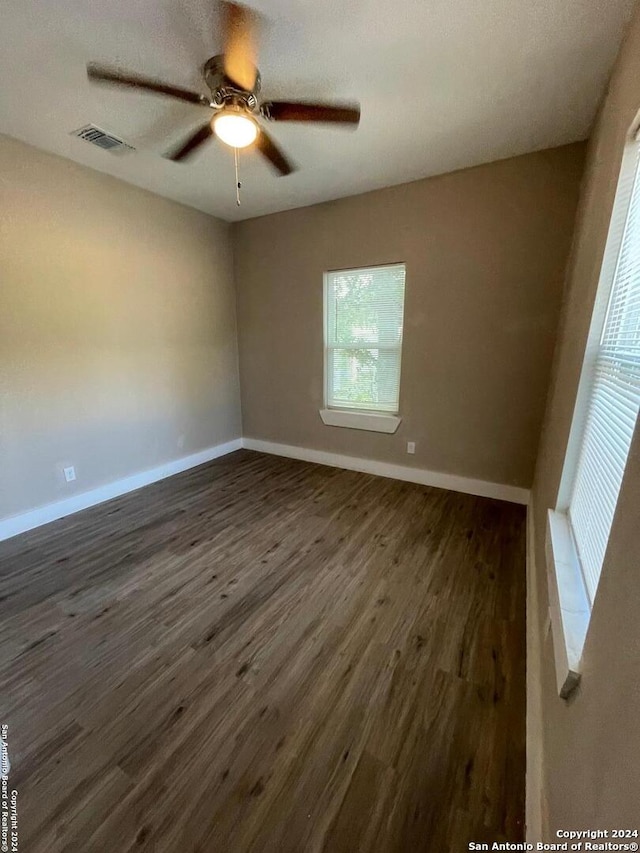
[568,144,640,602]
[325,264,406,412]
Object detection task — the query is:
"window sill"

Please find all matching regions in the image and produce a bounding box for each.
[545,509,591,699]
[319,409,402,434]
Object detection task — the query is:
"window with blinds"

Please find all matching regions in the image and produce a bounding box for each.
[566,141,640,603]
[324,264,406,413]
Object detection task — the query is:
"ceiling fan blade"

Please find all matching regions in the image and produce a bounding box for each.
[261,101,361,125]
[256,128,295,176]
[87,64,209,106]
[167,123,214,161]
[221,1,259,92]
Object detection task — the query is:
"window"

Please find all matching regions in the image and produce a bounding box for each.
[547,136,640,697]
[564,140,640,602]
[323,264,406,416]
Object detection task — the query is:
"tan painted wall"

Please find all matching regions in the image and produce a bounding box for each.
[234,145,585,489]
[531,5,640,833]
[0,135,241,520]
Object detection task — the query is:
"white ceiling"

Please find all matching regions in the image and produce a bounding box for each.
[0,0,635,222]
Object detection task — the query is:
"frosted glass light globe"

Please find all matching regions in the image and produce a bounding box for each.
[212,111,258,148]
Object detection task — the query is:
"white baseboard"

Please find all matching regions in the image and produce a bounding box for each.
[526,499,544,841]
[0,438,242,543]
[1,435,530,542]
[242,438,530,505]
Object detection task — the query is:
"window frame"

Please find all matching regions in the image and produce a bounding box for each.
[546,130,640,698]
[322,263,406,420]
[557,139,640,530]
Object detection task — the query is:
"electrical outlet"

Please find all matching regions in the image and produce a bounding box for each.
[407,442,416,455]
[63,466,76,483]
[177,434,185,451]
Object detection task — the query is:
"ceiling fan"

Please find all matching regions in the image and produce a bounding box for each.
[86,1,361,177]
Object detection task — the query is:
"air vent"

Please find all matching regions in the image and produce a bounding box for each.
[72,124,134,154]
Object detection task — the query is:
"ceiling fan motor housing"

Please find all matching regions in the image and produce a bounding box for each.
[203,54,260,111]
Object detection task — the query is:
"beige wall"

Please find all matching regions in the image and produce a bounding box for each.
[0,135,241,520]
[531,4,640,832]
[234,145,585,489]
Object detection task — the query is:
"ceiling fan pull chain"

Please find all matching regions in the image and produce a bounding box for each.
[234,147,242,206]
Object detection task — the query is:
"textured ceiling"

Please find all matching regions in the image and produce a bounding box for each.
[0,0,635,221]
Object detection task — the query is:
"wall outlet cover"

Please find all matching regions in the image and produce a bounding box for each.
[407,442,416,454]
[63,466,76,483]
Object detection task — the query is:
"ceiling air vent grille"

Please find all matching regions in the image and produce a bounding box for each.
[72,124,134,154]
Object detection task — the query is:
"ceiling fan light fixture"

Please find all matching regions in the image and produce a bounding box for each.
[86,0,360,176]
[212,110,258,148]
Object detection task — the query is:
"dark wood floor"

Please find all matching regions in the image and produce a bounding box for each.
[0,450,526,852]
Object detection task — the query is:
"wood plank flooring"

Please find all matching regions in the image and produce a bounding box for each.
[0,450,526,852]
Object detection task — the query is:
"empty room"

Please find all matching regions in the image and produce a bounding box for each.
[1,0,639,850]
